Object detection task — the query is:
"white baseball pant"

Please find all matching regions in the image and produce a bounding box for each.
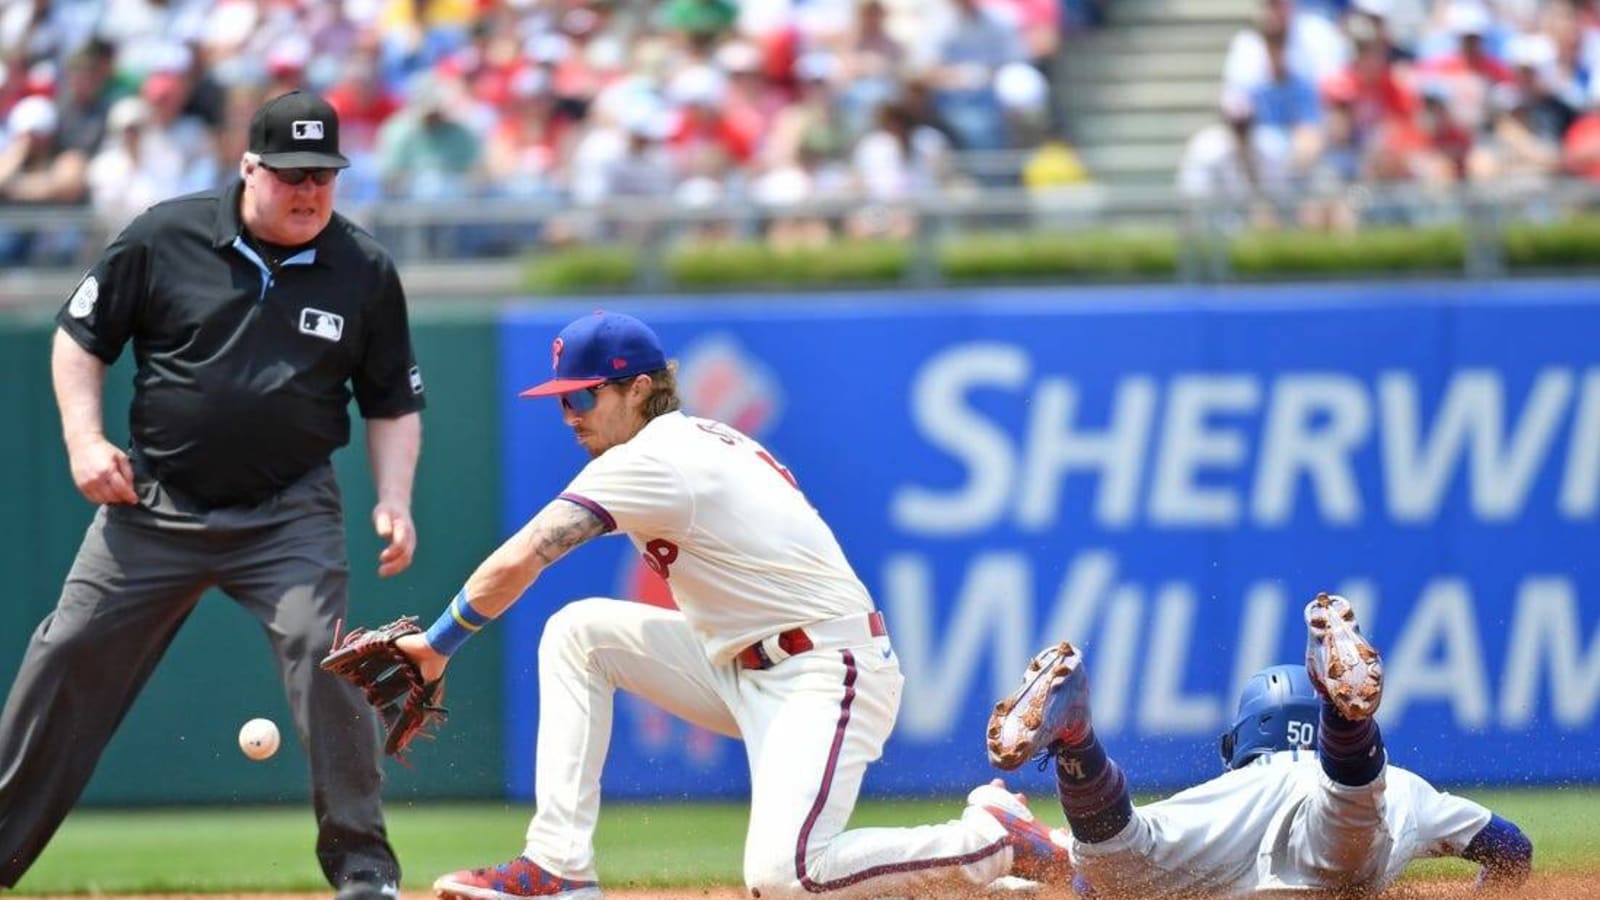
[523,598,1014,897]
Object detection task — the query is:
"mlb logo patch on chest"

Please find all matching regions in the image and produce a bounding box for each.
[299,307,344,342]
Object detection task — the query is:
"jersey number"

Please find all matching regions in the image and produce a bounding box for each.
[756,450,799,489]
[699,421,800,490]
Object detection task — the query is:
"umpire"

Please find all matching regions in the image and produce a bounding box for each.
[0,91,422,899]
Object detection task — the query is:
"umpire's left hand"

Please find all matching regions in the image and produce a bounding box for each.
[373,502,416,578]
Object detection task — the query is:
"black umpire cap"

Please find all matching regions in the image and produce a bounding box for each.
[249,90,351,169]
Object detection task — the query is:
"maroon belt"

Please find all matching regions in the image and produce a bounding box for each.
[737,611,887,670]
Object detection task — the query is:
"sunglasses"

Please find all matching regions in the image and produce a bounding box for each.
[261,163,338,186]
[559,383,612,413]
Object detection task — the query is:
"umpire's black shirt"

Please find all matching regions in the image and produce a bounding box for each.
[56,180,426,508]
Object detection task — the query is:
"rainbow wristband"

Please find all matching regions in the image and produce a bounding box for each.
[424,588,491,657]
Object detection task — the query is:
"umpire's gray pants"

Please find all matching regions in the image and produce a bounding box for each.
[0,464,397,889]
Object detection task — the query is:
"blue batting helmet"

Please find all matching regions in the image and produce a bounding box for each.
[1218,665,1321,770]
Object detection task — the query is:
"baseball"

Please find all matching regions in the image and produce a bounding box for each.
[238,717,280,761]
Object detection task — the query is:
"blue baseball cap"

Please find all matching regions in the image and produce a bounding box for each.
[520,310,668,397]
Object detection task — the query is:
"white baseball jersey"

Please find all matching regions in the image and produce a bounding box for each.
[559,411,874,662]
[1070,750,1493,897]
[527,412,1013,894]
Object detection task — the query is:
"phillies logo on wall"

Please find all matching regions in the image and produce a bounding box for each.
[551,337,564,371]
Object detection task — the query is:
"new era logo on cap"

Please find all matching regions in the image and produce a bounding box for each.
[291,120,324,140]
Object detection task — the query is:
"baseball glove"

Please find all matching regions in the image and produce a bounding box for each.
[320,616,447,761]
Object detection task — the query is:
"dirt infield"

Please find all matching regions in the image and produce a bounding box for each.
[8,874,1596,899]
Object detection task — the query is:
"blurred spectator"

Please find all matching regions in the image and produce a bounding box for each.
[263,34,313,98]
[1365,81,1466,187]
[2,0,74,66]
[932,0,1027,150]
[211,82,264,188]
[849,99,952,238]
[1301,93,1364,231]
[1,95,86,203]
[1021,139,1089,191]
[439,15,521,111]
[662,0,738,39]
[1177,92,1288,229]
[1224,0,1349,95]
[836,0,905,139]
[376,78,483,200]
[994,60,1052,150]
[1414,1,1513,131]
[1252,27,1325,176]
[1504,33,1577,142]
[56,40,116,157]
[717,40,786,140]
[994,0,1064,67]
[1561,83,1600,181]
[764,53,850,174]
[85,95,171,234]
[752,132,853,249]
[1063,0,1108,32]
[483,67,574,201]
[666,64,758,169]
[1416,80,1475,179]
[1322,13,1419,143]
[140,67,218,194]
[1537,1,1591,114]
[375,0,477,76]
[327,54,402,156]
[1353,0,1430,57]
[0,95,88,263]
[602,107,678,200]
[1469,82,1561,185]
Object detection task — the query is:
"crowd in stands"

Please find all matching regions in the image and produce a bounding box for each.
[1179,0,1600,229]
[0,0,1083,263]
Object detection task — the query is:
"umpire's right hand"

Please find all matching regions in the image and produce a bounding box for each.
[66,435,138,506]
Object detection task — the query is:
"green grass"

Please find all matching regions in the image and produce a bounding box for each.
[14,789,1600,894]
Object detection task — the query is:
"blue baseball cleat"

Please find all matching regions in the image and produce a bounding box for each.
[433,856,601,900]
[987,641,1091,771]
[1305,592,1384,721]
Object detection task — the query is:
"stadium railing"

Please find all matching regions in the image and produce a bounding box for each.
[3,178,1598,305]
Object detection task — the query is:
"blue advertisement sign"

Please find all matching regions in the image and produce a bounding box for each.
[498,282,1600,800]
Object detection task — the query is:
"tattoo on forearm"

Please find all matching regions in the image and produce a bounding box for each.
[529,499,607,566]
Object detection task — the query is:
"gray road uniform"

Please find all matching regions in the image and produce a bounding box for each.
[1070,750,1492,897]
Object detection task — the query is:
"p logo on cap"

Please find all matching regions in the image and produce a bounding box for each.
[520,311,667,398]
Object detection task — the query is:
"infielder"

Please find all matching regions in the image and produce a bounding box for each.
[378,311,1069,898]
[986,592,1534,897]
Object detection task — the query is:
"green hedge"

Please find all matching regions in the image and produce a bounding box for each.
[520,216,1600,293]
[941,230,1178,280]
[1229,225,1466,276]
[1503,216,1600,268]
[670,239,911,287]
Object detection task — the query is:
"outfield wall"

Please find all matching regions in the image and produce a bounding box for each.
[3,280,1598,805]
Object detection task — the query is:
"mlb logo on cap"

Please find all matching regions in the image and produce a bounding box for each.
[521,311,666,397]
[249,90,350,169]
